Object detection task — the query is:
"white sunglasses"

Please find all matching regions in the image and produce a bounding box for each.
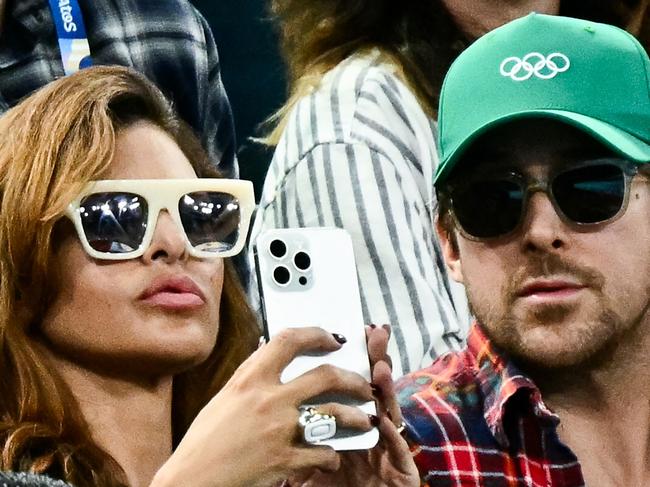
[66,179,254,260]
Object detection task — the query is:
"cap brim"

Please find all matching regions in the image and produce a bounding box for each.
[436,110,650,185]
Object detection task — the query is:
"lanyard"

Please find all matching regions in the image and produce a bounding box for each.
[47,0,92,75]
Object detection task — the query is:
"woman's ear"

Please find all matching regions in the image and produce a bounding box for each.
[435,217,464,284]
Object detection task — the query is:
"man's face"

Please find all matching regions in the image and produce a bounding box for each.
[438,119,650,369]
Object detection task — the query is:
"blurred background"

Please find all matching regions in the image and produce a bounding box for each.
[191,0,286,199]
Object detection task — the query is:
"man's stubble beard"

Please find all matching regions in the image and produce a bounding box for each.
[466,253,643,373]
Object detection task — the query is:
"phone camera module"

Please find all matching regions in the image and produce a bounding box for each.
[269,239,287,258]
[273,265,291,285]
[293,251,311,270]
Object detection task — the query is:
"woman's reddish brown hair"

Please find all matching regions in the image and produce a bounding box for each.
[0,65,259,486]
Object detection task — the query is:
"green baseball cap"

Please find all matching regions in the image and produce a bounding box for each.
[434,13,650,186]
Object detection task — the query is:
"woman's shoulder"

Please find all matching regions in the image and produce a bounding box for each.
[320,50,400,89]
[283,50,432,152]
[0,472,73,487]
[317,50,425,117]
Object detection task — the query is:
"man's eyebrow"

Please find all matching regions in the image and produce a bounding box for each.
[471,142,614,163]
[453,148,515,178]
[464,147,511,163]
[561,145,616,159]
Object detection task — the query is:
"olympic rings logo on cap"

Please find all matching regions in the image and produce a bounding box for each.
[499,52,570,81]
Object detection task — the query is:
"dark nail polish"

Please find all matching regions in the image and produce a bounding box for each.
[369,324,377,329]
[332,333,347,344]
[368,414,380,427]
[381,324,392,337]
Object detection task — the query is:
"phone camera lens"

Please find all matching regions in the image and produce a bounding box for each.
[269,239,287,258]
[273,265,291,285]
[294,251,311,270]
[298,276,308,286]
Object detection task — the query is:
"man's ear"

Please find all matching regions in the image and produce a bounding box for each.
[436,217,464,284]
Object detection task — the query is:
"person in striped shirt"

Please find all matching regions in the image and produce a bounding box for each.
[250,0,649,377]
[397,14,650,486]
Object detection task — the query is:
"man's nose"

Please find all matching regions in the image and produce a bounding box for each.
[519,190,566,252]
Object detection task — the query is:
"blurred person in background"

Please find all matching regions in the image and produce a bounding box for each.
[251,0,648,377]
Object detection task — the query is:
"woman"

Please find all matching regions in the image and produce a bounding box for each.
[0,66,417,486]
[251,0,649,377]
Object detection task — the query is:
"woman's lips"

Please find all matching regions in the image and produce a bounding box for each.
[139,276,206,310]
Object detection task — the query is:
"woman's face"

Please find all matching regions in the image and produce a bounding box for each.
[40,122,225,378]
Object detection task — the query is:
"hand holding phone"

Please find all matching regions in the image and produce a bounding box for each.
[254,227,379,450]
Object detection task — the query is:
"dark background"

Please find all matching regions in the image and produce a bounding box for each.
[191,0,286,199]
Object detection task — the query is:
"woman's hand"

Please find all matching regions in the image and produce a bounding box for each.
[151,327,377,487]
[286,325,420,487]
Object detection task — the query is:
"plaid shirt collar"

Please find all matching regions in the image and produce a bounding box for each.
[467,323,560,447]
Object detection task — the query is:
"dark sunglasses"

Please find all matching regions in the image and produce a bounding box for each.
[442,158,647,240]
[66,179,255,260]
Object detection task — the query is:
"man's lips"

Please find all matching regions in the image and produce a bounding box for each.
[139,275,206,310]
[516,279,587,300]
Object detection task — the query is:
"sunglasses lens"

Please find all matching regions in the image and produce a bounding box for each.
[451,179,524,239]
[78,192,148,254]
[553,163,626,224]
[179,191,242,253]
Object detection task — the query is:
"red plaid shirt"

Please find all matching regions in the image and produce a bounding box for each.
[396,324,585,486]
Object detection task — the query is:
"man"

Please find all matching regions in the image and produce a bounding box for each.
[0,0,237,178]
[396,13,650,487]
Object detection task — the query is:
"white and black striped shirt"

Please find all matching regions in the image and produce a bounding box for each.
[250,51,471,376]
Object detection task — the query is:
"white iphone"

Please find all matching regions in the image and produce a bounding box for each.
[253,227,379,450]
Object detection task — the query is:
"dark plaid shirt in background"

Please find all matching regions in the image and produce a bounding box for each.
[0,0,237,177]
[396,324,585,487]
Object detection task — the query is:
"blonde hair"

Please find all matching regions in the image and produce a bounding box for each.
[0,65,259,485]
